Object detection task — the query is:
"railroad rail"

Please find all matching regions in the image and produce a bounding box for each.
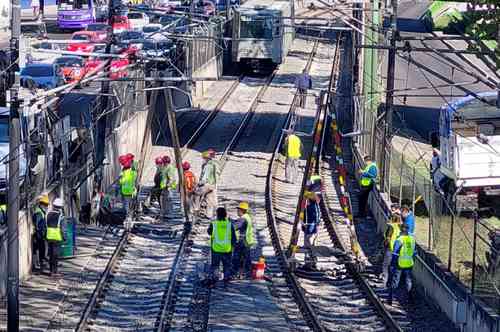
[265,34,404,331]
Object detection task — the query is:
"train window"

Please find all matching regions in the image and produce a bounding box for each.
[240,16,273,39]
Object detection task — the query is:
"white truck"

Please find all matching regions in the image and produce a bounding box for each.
[438,91,500,213]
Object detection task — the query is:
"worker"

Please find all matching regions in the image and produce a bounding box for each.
[182,161,197,213]
[46,198,66,277]
[430,148,445,195]
[151,156,165,206]
[388,223,416,305]
[119,154,137,214]
[160,155,177,217]
[193,149,217,218]
[283,132,302,184]
[302,191,321,267]
[231,202,256,279]
[0,192,7,225]
[32,194,49,272]
[401,205,415,236]
[207,207,237,288]
[358,155,378,218]
[295,69,312,108]
[381,206,401,286]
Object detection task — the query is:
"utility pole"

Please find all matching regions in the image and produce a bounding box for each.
[379,0,397,190]
[8,0,21,329]
[164,88,189,223]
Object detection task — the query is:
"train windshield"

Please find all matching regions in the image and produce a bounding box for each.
[240,15,273,39]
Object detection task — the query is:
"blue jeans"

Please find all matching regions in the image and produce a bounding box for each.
[389,267,412,300]
[211,251,232,281]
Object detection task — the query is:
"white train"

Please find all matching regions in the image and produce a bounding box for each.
[232,0,294,71]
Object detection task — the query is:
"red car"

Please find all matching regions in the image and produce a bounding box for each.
[111,16,131,34]
[67,31,102,53]
[54,56,87,83]
[85,23,112,43]
[85,56,129,80]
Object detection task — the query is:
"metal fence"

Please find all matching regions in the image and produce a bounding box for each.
[354,95,500,313]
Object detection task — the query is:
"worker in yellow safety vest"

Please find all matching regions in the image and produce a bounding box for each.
[388,223,416,305]
[358,155,378,218]
[119,157,138,214]
[207,207,237,288]
[160,155,177,218]
[381,204,401,286]
[32,194,49,272]
[284,132,302,184]
[231,202,256,279]
[46,198,66,277]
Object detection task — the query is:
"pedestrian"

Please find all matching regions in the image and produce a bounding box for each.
[160,155,177,217]
[207,207,237,288]
[302,191,321,267]
[358,155,378,218]
[283,132,302,184]
[401,205,415,236]
[307,173,322,194]
[46,198,66,277]
[32,194,49,272]
[295,69,312,108]
[381,205,401,286]
[486,228,500,274]
[182,161,197,213]
[388,223,416,305]
[32,0,40,18]
[231,202,256,279]
[193,149,217,218]
[0,192,7,226]
[430,148,445,195]
[118,154,137,214]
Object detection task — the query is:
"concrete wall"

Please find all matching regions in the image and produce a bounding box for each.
[351,146,500,332]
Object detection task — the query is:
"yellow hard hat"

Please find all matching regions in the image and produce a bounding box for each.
[201,151,210,158]
[38,194,49,205]
[304,191,315,199]
[238,202,249,211]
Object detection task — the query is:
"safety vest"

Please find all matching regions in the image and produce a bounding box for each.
[386,223,400,252]
[310,175,321,183]
[242,213,255,247]
[200,160,217,185]
[46,211,63,242]
[397,235,415,268]
[211,218,232,253]
[160,165,176,190]
[287,135,301,159]
[120,168,137,196]
[360,163,377,187]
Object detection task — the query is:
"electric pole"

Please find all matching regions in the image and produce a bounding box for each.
[8,0,21,329]
[379,0,397,190]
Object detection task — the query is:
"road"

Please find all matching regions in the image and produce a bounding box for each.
[385,0,496,140]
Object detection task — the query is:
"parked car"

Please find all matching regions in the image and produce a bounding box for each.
[139,38,175,58]
[111,15,132,34]
[127,11,150,31]
[142,23,162,34]
[0,108,27,192]
[20,63,65,89]
[117,30,144,43]
[85,23,112,42]
[67,31,102,53]
[54,56,87,83]
[84,56,129,80]
[159,15,189,33]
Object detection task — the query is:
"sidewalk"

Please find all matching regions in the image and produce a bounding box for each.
[0,225,122,330]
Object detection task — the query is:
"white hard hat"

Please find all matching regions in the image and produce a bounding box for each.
[53,198,64,208]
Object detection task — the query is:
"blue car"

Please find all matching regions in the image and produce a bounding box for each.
[20,63,65,90]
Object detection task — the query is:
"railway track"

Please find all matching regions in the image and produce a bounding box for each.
[264,35,406,331]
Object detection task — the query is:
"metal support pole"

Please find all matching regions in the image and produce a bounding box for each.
[471,211,478,294]
[164,88,190,225]
[379,0,397,190]
[448,214,455,271]
[8,0,21,329]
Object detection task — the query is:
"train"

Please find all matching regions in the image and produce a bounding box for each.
[231,0,294,72]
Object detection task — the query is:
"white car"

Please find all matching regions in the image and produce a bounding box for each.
[0,107,27,191]
[127,12,150,31]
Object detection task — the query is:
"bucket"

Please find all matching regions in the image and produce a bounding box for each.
[251,257,266,280]
[59,217,76,257]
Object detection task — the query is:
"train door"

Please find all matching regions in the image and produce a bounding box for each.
[232,11,241,62]
[273,16,282,63]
